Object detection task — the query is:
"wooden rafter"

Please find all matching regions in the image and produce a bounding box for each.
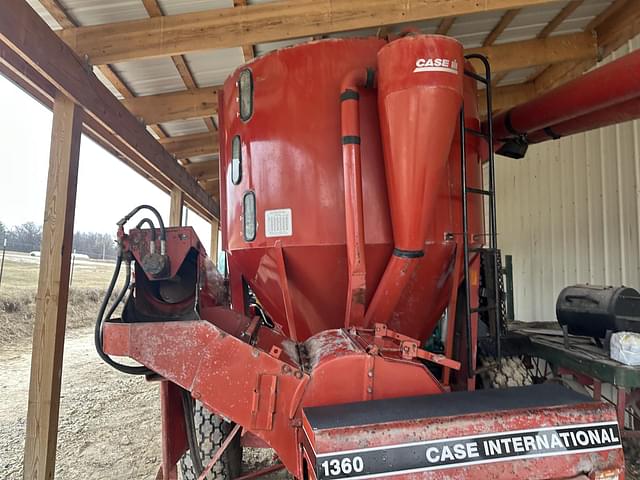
[35,0,168,140]
[103,32,596,128]
[483,9,520,47]
[524,0,585,82]
[467,32,596,75]
[159,132,219,160]
[58,0,561,64]
[436,17,456,35]
[121,86,220,125]
[485,0,640,115]
[0,0,218,218]
[141,0,218,136]
[481,9,521,85]
[186,161,219,182]
[534,0,639,91]
[234,0,256,61]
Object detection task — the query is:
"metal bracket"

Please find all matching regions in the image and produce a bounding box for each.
[373,324,461,370]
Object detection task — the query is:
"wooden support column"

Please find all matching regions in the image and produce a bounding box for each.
[23,92,82,480]
[210,219,220,265]
[169,187,184,227]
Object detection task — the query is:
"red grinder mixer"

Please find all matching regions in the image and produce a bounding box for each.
[97,35,625,480]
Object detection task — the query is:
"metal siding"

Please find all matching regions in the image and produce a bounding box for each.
[496,35,640,321]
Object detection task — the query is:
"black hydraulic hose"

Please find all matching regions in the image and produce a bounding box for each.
[181,388,204,475]
[135,217,157,241]
[94,252,152,375]
[118,204,167,254]
[136,217,157,254]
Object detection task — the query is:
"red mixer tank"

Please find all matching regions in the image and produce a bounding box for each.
[219,36,485,345]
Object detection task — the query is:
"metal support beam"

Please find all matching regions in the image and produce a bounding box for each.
[23,91,82,480]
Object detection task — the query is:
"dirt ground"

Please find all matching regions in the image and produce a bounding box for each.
[0,328,290,480]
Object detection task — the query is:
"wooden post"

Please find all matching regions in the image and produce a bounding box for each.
[169,187,183,227]
[210,219,220,265]
[23,92,82,480]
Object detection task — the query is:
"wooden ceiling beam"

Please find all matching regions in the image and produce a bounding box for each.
[483,9,520,47]
[186,161,219,182]
[480,9,521,87]
[58,0,561,64]
[159,132,219,160]
[436,17,456,35]
[534,0,639,92]
[0,0,218,219]
[38,0,74,28]
[141,0,218,137]
[117,32,596,126]
[467,31,596,75]
[121,86,220,124]
[36,0,170,140]
[234,0,256,61]
[480,81,536,113]
[203,179,220,196]
[484,0,640,116]
[524,0,584,82]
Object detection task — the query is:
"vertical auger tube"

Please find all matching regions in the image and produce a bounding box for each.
[491,49,640,140]
[365,35,465,326]
[341,68,375,327]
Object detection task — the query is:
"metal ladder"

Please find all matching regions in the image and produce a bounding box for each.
[459,53,502,378]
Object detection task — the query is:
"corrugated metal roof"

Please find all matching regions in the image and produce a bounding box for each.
[26,0,59,28]
[62,0,149,25]
[112,57,185,97]
[157,0,233,15]
[23,0,618,167]
[161,118,210,137]
[184,49,245,87]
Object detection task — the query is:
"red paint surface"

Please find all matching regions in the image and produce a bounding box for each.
[100,36,627,479]
[527,96,640,144]
[220,37,484,344]
[491,49,640,140]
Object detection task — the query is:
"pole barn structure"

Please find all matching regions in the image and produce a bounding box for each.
[0,0,639,479]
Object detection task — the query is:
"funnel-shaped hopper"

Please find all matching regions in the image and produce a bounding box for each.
[378,35,464,252]
[365,35,464,325]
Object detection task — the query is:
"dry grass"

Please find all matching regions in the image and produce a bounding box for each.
[0,252,122,347]
[1,252,116,290]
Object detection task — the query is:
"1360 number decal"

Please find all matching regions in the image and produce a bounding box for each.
[320,456,365,477]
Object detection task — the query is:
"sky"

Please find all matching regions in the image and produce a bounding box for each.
[0,74,212,250]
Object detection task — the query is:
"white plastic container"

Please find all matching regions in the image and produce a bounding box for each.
[610,331,640,366]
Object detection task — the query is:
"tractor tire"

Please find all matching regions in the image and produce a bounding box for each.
[179,401,242,480]
[478,356,533,389]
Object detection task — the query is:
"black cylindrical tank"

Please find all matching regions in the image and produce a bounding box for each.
[556,284,640,338]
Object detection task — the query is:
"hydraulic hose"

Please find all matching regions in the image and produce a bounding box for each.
[135,217,157,253]
[94,251,152,375]
[118,204,167,254]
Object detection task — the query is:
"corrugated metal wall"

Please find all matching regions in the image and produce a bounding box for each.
[495,35,640,322]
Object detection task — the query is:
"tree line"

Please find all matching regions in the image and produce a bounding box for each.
[0,220,118,260]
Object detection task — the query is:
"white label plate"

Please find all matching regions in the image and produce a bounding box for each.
[265,208,292,237]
